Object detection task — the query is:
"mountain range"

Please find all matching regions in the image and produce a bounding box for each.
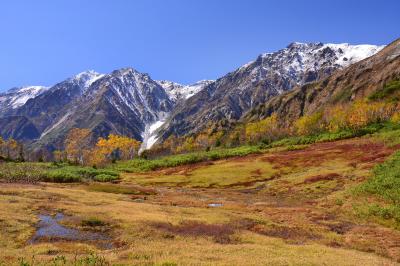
[0,41,391,153]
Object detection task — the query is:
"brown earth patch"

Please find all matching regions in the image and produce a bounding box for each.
[303,173,341,184]
[159,161,215,176]
[250,169,262,177]
[345,226,400,262]
[151,221,236,244]
[252,224,320,244]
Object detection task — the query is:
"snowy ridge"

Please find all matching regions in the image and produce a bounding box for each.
[245,42,385,87]
[157,80,214,102]
[72,70,105,92]
[324,43,385,67]
[0,85,48,110]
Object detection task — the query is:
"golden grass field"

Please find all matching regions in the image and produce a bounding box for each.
[1,137,400,265]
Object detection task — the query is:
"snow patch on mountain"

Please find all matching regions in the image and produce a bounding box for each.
[325,43,385,67]
[40,111,71,139]
[139,115,168,153]
[157,80,214,102]
[248,42,385,86]
[0,86,49,110]
[73,70,105,91]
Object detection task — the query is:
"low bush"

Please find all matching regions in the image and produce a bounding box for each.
[114,145,262,173]
[44,169,82,183]
[356,151,400,227]
[93,174,119,182]
[0,163,46,183]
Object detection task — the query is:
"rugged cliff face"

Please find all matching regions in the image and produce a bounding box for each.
[244,39,400,127]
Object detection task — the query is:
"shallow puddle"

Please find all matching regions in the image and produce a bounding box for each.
[29,213,113,249]
[208,203,223,207]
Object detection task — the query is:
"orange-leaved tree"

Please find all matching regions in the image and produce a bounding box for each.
[64,128,92,165]
[93,134,141,166]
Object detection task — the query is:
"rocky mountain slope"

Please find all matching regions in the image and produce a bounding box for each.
[0,41,386,151]
[0,69,174,150]
[157,42,383,141]
[156,80,214,103]
[245,38,400,125]
[0,86,48,113]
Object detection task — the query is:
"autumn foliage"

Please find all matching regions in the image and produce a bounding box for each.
[61,128,141,167]
[150,99,400,155]
[0,137,24,161]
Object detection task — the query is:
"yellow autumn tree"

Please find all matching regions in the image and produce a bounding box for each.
[245,113,279,143]
[6,138,19,160]
[53,150,67,162]
[92,134,141,166]
[324,104,350,133]
[391,112,400,124]
[0,137,4,158]
[64,128,92,165]
[294,112,323,136]
[195,132,211,150]
[347,100,396,129]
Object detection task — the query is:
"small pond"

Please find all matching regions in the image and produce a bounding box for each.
[28,213,113,249]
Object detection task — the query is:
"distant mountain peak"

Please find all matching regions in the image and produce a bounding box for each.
[0,85,49,111]
[72,70,105,91]
[156,79,214,102]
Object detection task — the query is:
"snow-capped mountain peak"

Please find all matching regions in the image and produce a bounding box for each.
[157,79,214,102]
[324,43,385,67]
[247,42,385,87]
[72,70,105,91]
[0,85,48,111]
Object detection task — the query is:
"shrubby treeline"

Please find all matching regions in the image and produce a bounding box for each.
[149,99,400,156]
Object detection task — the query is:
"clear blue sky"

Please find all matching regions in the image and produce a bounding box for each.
[0,0,399,90]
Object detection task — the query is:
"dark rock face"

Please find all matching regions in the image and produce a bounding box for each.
[0,116,40,140]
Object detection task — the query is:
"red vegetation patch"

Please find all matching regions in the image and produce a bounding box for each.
[303,173,341,184]
[151,221,236,244]
[160,161,215,176]
[345,226,400,261]
[252,224,320,244]
[262,139,397,170]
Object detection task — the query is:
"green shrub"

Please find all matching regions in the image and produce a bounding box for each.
[93,174,119,182]
[44,170,82,183]
[368,79,400,101]
[356,151,400,227]
[114,145,262,173]
[359,151,400,204]
[0,163,47,183]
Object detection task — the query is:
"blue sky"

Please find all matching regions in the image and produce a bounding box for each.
[0,0,399,90]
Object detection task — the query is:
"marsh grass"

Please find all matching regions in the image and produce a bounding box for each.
[113,145,263,173]
[355,151,400,227]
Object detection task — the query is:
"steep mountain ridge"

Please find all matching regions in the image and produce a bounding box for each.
[156,80,214,102]
[245,39,400,126]
[0,85,48,113]
[157,42,384,142]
